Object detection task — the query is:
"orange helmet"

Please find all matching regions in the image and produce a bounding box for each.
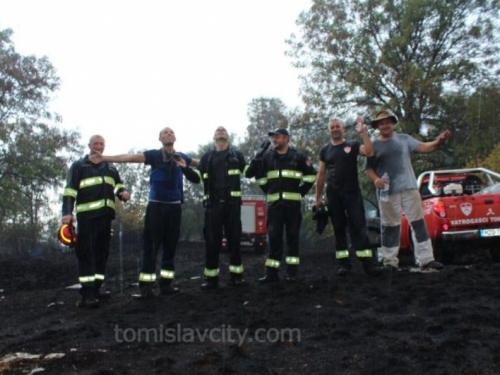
[58,224,78,247]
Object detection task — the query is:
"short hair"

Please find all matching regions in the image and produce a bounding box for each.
[159,127,174,138]
[89,135,104,144]
[215,126,228,133]
[328,118,344,127]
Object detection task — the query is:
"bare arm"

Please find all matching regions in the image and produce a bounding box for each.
[89,152,145,164]
[357,116,374,157]
[416,129,451,154]
[315,160,327,206]
[365,168,385,190]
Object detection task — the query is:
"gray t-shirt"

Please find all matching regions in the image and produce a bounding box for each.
[365,133,421,194]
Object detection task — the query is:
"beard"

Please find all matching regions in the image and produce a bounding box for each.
[164,142,174,147]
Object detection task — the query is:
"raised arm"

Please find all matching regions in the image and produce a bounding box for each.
[416,129,451,154]
[357,116,374,157]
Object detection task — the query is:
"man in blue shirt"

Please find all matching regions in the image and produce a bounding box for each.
[90,127,196,298]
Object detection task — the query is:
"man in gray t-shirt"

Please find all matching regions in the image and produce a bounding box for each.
[365,110,450,270]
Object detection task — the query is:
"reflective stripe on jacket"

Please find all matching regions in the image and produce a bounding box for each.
[62,155,126,220]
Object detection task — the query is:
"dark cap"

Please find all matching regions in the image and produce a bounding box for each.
[268,128,290,137]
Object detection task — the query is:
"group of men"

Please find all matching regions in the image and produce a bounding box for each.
[62,109,450,307]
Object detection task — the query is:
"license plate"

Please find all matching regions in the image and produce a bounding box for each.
[480,228,500,237]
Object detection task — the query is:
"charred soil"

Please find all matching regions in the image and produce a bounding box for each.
[1,241,500,375]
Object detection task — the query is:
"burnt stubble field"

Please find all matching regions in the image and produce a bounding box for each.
[1,240,500,375]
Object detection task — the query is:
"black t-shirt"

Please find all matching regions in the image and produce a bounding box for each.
[319,140,361,192]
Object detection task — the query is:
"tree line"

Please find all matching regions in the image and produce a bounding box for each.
[1,0,499,255]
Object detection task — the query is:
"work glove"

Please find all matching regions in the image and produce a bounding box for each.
[312,204,329,235]
[254,140,271,160]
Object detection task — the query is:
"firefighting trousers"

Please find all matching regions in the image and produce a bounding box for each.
[266,203,302,269]
[326,189,372,258]
[140,202,181,279]
[75,215,112,286]
[203,202,242,276]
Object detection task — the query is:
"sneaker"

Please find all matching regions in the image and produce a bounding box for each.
[421,261,443,270]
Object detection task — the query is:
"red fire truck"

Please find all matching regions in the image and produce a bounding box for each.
[240,195,267,253]
[222,195,267,253]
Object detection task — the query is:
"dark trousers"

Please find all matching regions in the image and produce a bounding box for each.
[267,203,302,268]
[141,202,181,275]
[326,189,372,265]
[76,215,112,285]
[203,202,242,272]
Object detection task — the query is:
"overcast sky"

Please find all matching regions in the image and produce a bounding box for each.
[0,0,312,155]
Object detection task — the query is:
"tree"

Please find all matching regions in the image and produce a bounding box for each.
[287,0,500,136]
[0,28,81,254]
[469,144,500,173]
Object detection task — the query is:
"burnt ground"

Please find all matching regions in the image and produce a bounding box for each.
[1,239,500,375]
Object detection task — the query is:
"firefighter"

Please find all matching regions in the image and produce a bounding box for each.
[89,127,196,299]
[315,117,382,276]
[246,128,317,283]
[62,135,130,308]
[178,126,248,290]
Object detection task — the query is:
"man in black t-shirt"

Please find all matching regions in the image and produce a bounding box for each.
[315,117,381,276]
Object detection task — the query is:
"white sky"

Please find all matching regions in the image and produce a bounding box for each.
[0,0,311,155]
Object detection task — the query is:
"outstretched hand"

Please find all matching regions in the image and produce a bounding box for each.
[174,156,187,168]
[89,151,103,164]
[437,129,451,144]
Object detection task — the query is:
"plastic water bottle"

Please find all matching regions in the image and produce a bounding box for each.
[380,172,390,202]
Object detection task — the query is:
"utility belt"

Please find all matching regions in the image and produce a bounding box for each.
[203,191,241,206]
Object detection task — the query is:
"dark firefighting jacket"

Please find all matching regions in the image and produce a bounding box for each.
[246,147,317,207]
[62,155,127,221]
[182,148,248,206]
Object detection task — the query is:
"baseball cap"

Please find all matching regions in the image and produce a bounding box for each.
[268,128,290,137]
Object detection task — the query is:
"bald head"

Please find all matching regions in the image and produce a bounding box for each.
[88,135,105,155]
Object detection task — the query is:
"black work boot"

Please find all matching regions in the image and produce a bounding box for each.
[132,282,154,299]
[258,267,279,283]
[201,276,219,291]
[285,266,298,283]
[159,279,180,295]
[94,281,111,300]
[77,285,99,308]
[228,273,247,287]
[337,264,352,277]
[361,259,384,276]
